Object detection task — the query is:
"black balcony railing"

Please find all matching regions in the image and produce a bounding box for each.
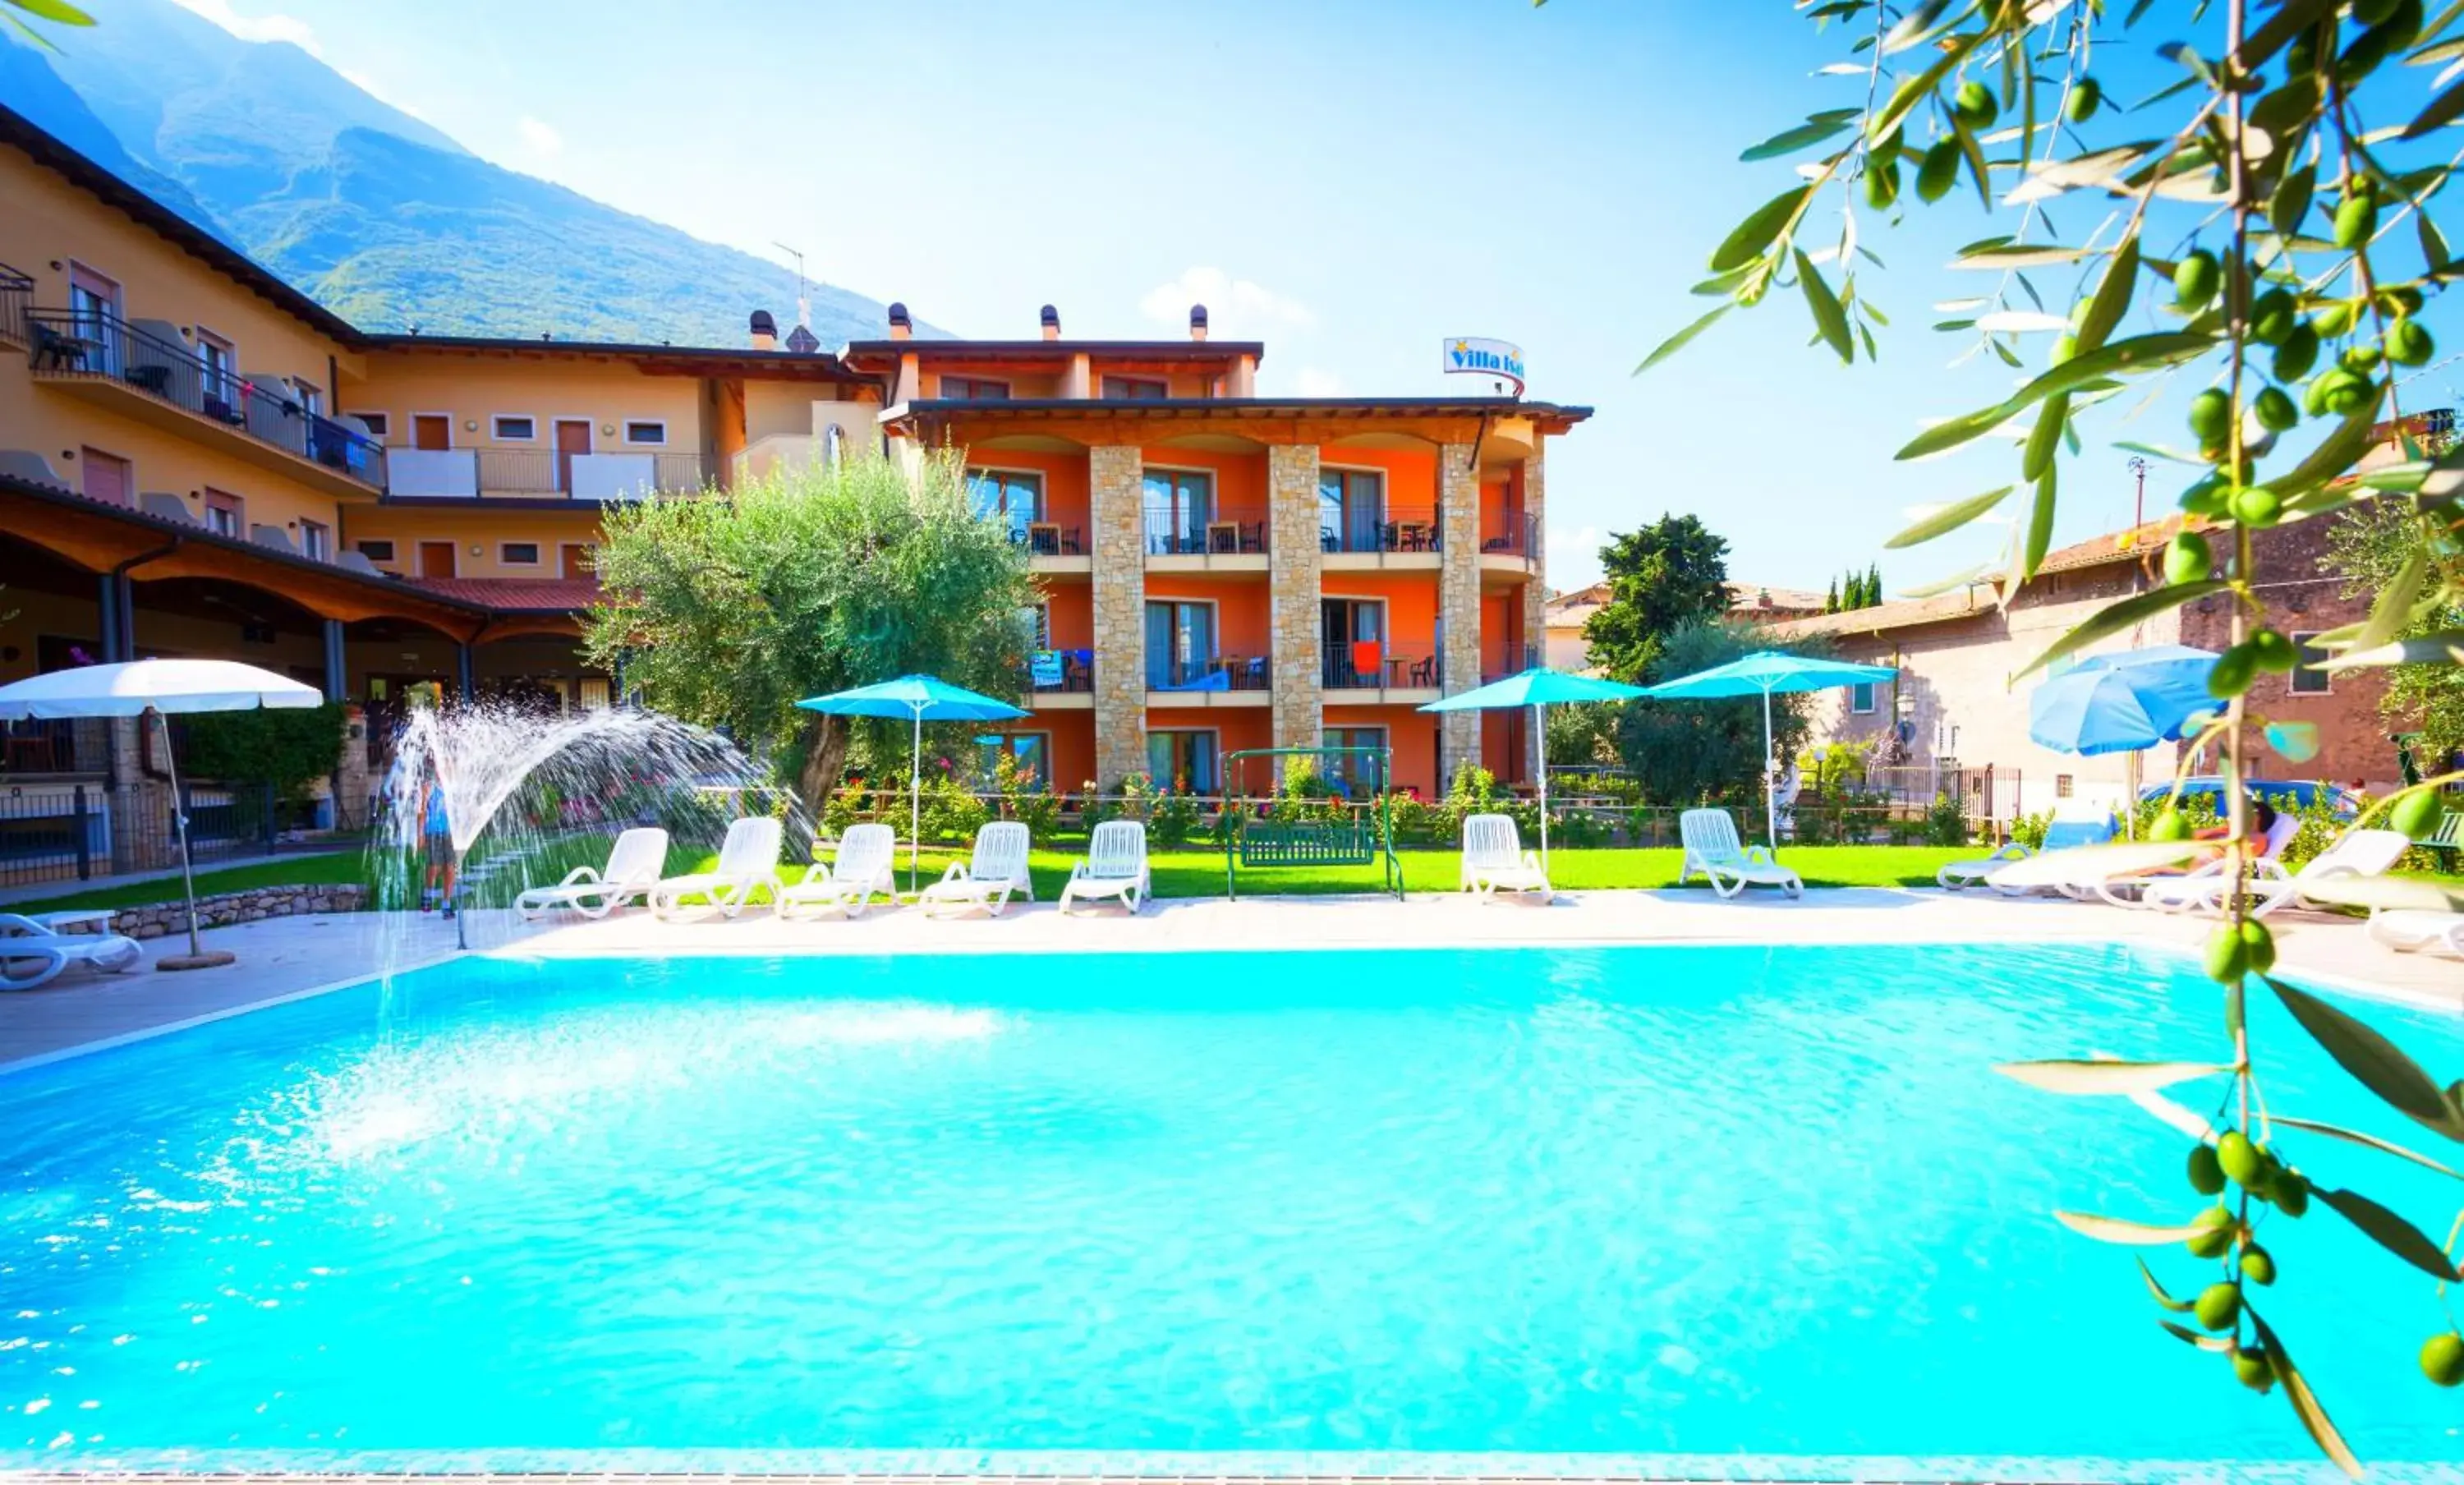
[1480,510,1542,559]
[471,447,706,498]
[1,718,83,775]
[1148,655,1271,692]
[1031,650,1095,692]
[25,306,386,490]
[1321,505,1441,554]
[1142,505,1267,556]
[1323,646,1440,690]
[0,262,30,349]
[1009,519,1086,556]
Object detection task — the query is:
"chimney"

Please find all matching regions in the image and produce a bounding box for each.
[749,309,777,352]
[887,301,913,341]
[1188,304,1209,342]
[1040,304,1061,341]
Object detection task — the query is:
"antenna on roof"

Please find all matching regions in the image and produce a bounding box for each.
[773,241,811,339]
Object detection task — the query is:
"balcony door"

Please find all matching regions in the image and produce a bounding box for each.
[561,543,592,579]
[1146,729,1219,793]
[418,540,457,578]
[1144,600,1214,689]
[554,419,591,493]
[1320,597,1385,687]
[412,414,452,451]
[1319,468,1383,552]
[67,263,120,374]
[1141,468,1212,554]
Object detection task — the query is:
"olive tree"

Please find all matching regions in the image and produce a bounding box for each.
[1597,0,2464,1469]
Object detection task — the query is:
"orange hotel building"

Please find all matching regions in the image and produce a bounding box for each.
[0,100,1587,810]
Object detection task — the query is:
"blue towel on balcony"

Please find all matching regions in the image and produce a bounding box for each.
[1157,669,1230,692]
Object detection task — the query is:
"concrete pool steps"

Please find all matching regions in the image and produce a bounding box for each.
[2,887,2455,1073]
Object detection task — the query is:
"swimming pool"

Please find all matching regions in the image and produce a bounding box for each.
[2,942,2457,1478]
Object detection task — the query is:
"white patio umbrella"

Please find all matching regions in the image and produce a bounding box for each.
[0,659,324,969]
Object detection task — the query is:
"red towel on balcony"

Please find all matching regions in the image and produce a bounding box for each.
[1349,640,1381,681]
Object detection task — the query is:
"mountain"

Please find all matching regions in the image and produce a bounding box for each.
[0,0,913,347]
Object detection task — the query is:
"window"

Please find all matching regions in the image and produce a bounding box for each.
[298,520,332,561]
[1146,730,1219,793]
[1322,727,1390,796]
[356,538,397,563]
[2056,775,2075,798]
[966,467,1044,543]
[1144,600,1216,689]
[623,420,666,445]
[203,488,243,537]
[975,733,1050,791]
[350,411,389,439]
[494,414,537,441]
[195,329,236,402]
[292,379,323,416]
[501,541,541,566]
[1322,597,1388,686]
[2290,632,2333,696]
[1850,682,1878,715]
[1023,601,1052,650]
[1102,375,1169,399]
[940,375,1010,400]
[1318,468,1386,552]
[1141,468,1213,554]
[79,447,131,508]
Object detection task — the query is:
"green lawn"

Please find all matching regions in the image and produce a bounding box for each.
[4,851,367,916]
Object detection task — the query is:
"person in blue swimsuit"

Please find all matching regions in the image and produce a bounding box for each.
[420,770,457,918]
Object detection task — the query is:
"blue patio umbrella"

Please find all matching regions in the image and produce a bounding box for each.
[1642,651,1899,849]
[798,674,1027,890]
[2029,646,2218,755]
[1421,666,1648,873]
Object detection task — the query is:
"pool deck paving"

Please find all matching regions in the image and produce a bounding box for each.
[1,885,2455,1073]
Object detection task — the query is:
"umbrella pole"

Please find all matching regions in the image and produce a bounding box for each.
[910,706,923,895]
[158,710,206,962]
[1535,701,1550,885]
[1762,687,1778,852]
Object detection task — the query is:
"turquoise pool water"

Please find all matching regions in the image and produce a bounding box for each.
[2,942,2459,1478]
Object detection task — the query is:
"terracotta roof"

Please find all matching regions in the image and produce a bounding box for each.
[1726,580,1827,614]
[403,577,602,613]
[886,396,1594,434]
[1768,516,2207,641]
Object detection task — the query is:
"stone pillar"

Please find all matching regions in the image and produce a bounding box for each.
[1521,449,1548,781]
[1437,442,1483,784]
[335,704,371,830]
[1088,444,1147,787]
[1266,443,1324,751]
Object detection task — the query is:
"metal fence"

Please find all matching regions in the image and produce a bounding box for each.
[0,780,331,889]
[0,261,29,351]
[470,447,707,498]
[1142,505,1267,555]
[1321,504,1441,554]
[1323,646,1439,689]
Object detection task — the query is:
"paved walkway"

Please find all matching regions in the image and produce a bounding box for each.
[2,888,2456,1072]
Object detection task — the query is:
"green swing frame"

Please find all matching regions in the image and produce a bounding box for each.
[1221,745,1403,900]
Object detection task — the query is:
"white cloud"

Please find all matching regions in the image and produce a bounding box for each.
[516,116,565,160]
[1138,266,1314,337]
[168,0,320,53]
[1294,366,1347,398]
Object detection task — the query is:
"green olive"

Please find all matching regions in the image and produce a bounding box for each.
[2164,532,2214,586]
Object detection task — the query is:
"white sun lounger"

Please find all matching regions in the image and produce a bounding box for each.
[919,821,1035,917]
[516,827,670,920]
[1937,841,2035,891]
[2135,829,2413,917]
[1060,819,1150,915]
[777,822,899,920]
[1679,808,1803,899]
[649,815,785,921]
[2368,908,2464,956]
[1459,812,1550,900]
[0,913,144,991]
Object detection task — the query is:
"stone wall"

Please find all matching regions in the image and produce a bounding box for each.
[100,883,369,940]
[1266,444,1324,750]
[1437,443,1483,782]
[1087,444,1148,785]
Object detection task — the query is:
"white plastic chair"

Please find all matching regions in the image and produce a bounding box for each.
[2137,829,2413,917]
[1679,807,1804,899]
[777,822,899,920]
[0,913,144,991]
[1937,840,2034,892]
[1459,812,1550,900]
[1060,820,1151,915]
[649,816,785,921]
[516,827,669,920]
[919,821,1034,917]
[2368,908,2464,956]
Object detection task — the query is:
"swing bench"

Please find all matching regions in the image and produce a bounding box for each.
[1221,746,1403,900]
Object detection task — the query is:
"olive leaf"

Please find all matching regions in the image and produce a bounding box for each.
[1709,186,1814,273]
[2276,388,2392,505]
[1742,113,1858,162]
[2313,1186,2463,1280]
[2012,581,2229,683]
[1883,486,2013,549]
[2319,629,2464,671]
[2022,394,2068,482]
[2269,159,2317,236]
[1950,244,2098,269]
[2053,1210,2215,1244]
[2017,463,2057,582]
[1898,562,1993,598]
[2267,977,2464,1142]
[2246,1312,2363,1481]
[1995,1060,2230,1094]
[2158,1319,2236,1351]
[2138,1257,2195,1313]
[2073,236,2140,355]
[2272,1115,2462,1179]
[1896,332,2216,461]
[1795,251,1854,364]
[2348,546,2430,658]
[2403,77,2464,139]
[1636,305,1733,375]
[2264,721,2321,763]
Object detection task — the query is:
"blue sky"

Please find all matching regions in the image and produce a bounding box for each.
[161,0,2464,593]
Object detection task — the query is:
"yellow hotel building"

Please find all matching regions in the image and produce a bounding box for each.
[0,100,1586,840]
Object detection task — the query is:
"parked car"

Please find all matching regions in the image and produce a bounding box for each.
[2137,776,2362,821]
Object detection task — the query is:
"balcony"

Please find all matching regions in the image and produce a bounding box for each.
[1479,511,1542,577]
[1146,654,1271,707]
[385,447,707,503]
[1322,504,1442,570]
[1008,517,1092,577]
[0,263,30,353]
[1143,505,1268,572]
[25,307,386,499]
[1483,643,1542,685]
[1323,643,1441,699]
[1028,649,1094,710]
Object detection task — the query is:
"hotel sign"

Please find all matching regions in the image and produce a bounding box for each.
[1442,337,1525,395]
